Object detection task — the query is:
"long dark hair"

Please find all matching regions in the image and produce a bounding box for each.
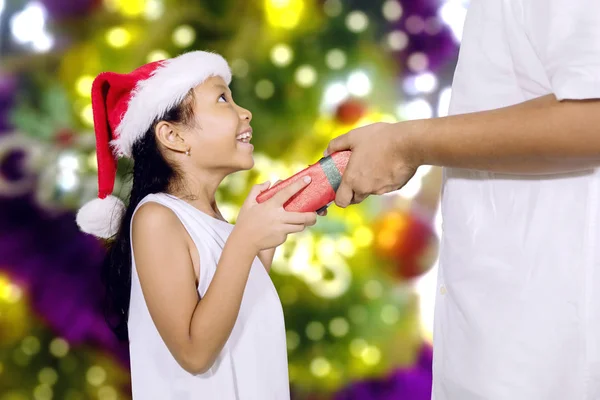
[102,92,194,341]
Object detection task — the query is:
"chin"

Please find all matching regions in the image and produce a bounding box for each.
[240,157,254,171]
[229,154,254,172]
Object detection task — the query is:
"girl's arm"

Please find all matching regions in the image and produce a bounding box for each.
[132,202,258,375]
[258,248,276,272]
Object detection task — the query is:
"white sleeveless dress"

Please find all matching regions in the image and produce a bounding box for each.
[127,193,290,399]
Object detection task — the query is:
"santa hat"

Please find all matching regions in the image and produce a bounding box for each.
[76,51,232,238]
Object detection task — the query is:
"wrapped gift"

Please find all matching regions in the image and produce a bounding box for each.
[256,150,351,212]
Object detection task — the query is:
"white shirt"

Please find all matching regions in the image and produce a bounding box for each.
[128,193,290,399]
[435,0,600,399]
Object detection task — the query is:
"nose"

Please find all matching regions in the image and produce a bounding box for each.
[237,105,252,122]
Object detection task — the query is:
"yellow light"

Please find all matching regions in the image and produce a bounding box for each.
[304,264,323,283]
[265,0,304,29]
[380,113,398,123]
[381,304,400,325]
[346,208,364,226]
[255,79,275,99]
[147,50,169,63]
[80,104,94,127]
[86,366,107,387]
[0,275,7,297]
[349,338,368,357]
[0,276,19,303]
[98,386,118,400]
[353,226,374,247]
[38,367,58,385]
[270,44,294,67]
[49,338,69,358]
[219,204,237,223]
[361,345,381,365]
[107,0,145,16]
[336,236,356,257]
[144,0,164,20]
[306,321,325,341]
[314,117,335,137]
[75,76,94,98]
[295,65,317,87]
[0,278,22,304]
[310,357,331,377]
[309,255,352,299]
[363,280,383,299]
[316,237,337,262]
[172,25,195,48]
[105,27,131,48]
[329,317,350,337]
[33,384,53,400]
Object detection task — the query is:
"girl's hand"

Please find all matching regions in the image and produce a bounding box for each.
[236,177,317,252]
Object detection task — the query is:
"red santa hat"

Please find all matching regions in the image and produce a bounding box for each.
[76,51,232,238]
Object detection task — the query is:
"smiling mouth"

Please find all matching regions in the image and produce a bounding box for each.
[236,130,252,143]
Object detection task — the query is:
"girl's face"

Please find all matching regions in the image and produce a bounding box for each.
[181,76,254,173]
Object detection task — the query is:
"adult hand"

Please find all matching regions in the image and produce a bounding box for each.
[324,122,421,208]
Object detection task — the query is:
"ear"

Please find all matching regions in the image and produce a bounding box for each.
[155,121,187,154]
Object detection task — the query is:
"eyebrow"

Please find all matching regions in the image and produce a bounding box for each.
[212,83,231,93]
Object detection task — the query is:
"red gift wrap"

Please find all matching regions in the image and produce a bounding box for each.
[256,150,351,212]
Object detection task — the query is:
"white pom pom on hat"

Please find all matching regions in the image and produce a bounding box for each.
[77,51,232,238]
[76,195,126,238]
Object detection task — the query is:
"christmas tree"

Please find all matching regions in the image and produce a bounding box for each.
[0,0,465,398]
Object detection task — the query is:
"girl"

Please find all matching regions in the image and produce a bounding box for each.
[76,51,317,399]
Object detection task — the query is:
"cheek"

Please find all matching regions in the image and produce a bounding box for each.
[193,110,239,153]
[198,108,238,138]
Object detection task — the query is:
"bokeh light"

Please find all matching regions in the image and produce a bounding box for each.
[255,79,275,99]
[387,30,409,51]
[265,0,305,29]
[347,71,372,97]
[172,25,195,48]
[323,0,343,17]
[105,27,131,48]
[326,49,347,70]
[147,50,169,62]
[295,65,317,87]
[271,44,294,67]
[382,0,403,21]
[346,11,369,33]
[75,76,94,98]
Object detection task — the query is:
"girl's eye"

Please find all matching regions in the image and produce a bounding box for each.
[219,94,227,102]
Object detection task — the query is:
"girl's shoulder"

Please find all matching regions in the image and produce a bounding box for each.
[132,197,181,234]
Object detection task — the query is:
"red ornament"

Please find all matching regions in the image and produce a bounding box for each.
[54,128,76,147]
[335,98,366,125]
[373,210,438,280]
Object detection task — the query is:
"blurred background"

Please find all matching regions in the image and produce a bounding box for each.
[0,0,469,398]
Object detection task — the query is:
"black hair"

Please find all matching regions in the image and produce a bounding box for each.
[101,92,194,341]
